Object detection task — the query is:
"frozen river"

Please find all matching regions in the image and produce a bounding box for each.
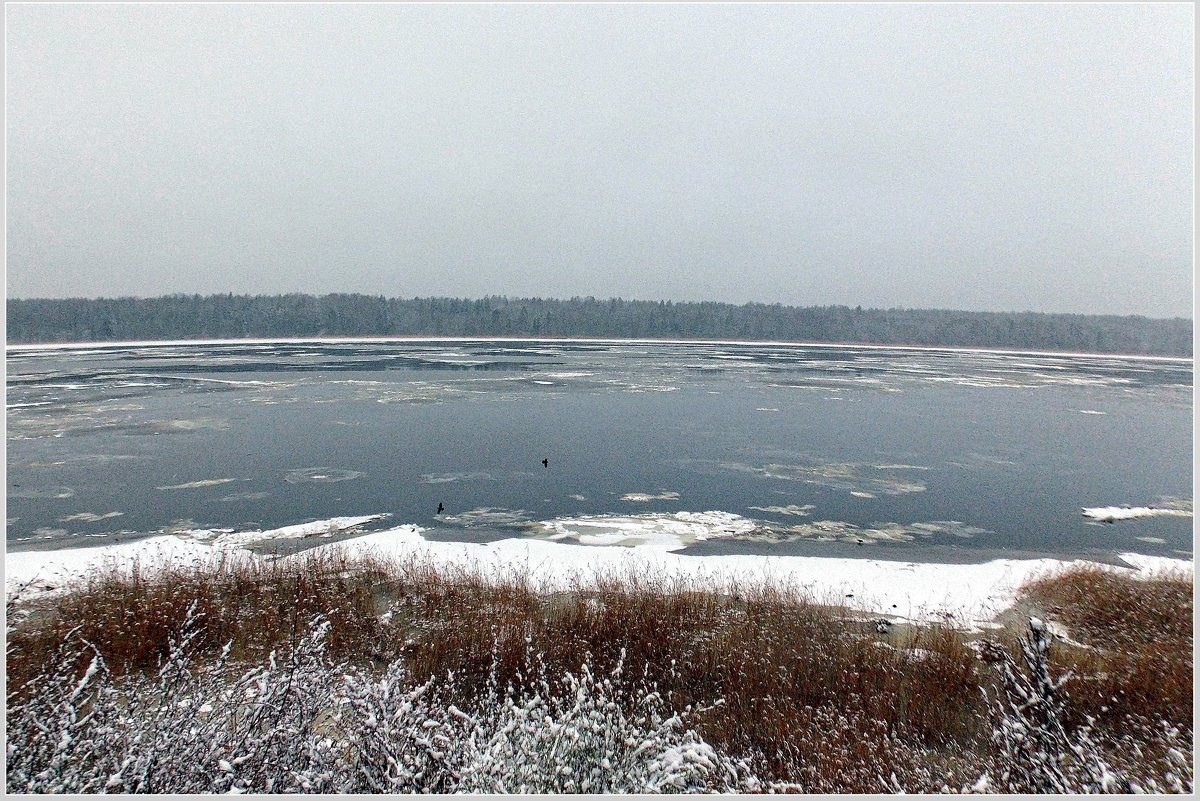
[6,339,1193,564]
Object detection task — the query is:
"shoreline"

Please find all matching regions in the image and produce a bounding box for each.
[5,334,1193,363]
[6,519,1191,633]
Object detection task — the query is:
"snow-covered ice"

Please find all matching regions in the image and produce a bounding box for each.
[535,511,752,550]
[1082,505,1192,522]
[178,514,389,548]
[620,491,681,502]
[747,504,815,517]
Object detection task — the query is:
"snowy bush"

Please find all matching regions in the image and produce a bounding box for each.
[7,603,347,793]
[453,654,758,793]
[966,616,1186,794]
[7,611,759,794]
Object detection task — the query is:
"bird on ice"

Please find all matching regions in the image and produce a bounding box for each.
[542,458,549,468]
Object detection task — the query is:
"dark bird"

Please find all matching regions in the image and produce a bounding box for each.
[542,458,549,469]
[436,503,444,515]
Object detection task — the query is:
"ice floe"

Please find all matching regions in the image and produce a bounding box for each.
[159,418,230,431]
[749,519,991,545]
[419,471,498,484]
[620,490,681,502]
[58,512,124,523]
[1081,504,1193,523]
[283,467,364,484]
[156,478,238,490]
[683,458,928,497]
[217,491,272,502]
[178,514,389,549]
[760,463,927,496]
[747,504,815,517]
[533,511,756,551]
[440,507,535,529]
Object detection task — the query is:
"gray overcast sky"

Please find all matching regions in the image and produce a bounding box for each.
[5,4,1194,317]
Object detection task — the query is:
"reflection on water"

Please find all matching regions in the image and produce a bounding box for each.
[6,339,1193,561]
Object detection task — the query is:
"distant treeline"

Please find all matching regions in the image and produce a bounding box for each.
[5,293,1193,356]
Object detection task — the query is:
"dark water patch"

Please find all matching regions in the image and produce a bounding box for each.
[10,486,75,499]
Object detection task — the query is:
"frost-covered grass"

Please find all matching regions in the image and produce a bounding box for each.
[6,609,759,794]
[974,619,1192,794]
[6,550,1193,793]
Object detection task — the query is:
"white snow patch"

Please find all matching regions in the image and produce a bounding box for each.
[1041,619,1094,650]
[1077,409,1107,415]
[1082,505,1192,522]
[5,536,215,601]
[6,511,1192,632]
[1115,552,1195,575]
[316,530,1191,629]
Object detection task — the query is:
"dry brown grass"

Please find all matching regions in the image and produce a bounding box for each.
[6,548,1193,791]
[6,549,403,687]
[1020,563,1193,731]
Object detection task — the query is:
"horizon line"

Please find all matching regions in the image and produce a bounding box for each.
[5,335,1193,363]
[4,292,1192,322]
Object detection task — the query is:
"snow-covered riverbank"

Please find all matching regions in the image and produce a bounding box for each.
[6,513,1190,632]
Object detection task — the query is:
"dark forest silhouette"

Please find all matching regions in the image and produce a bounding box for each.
[5,293,1191,356]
